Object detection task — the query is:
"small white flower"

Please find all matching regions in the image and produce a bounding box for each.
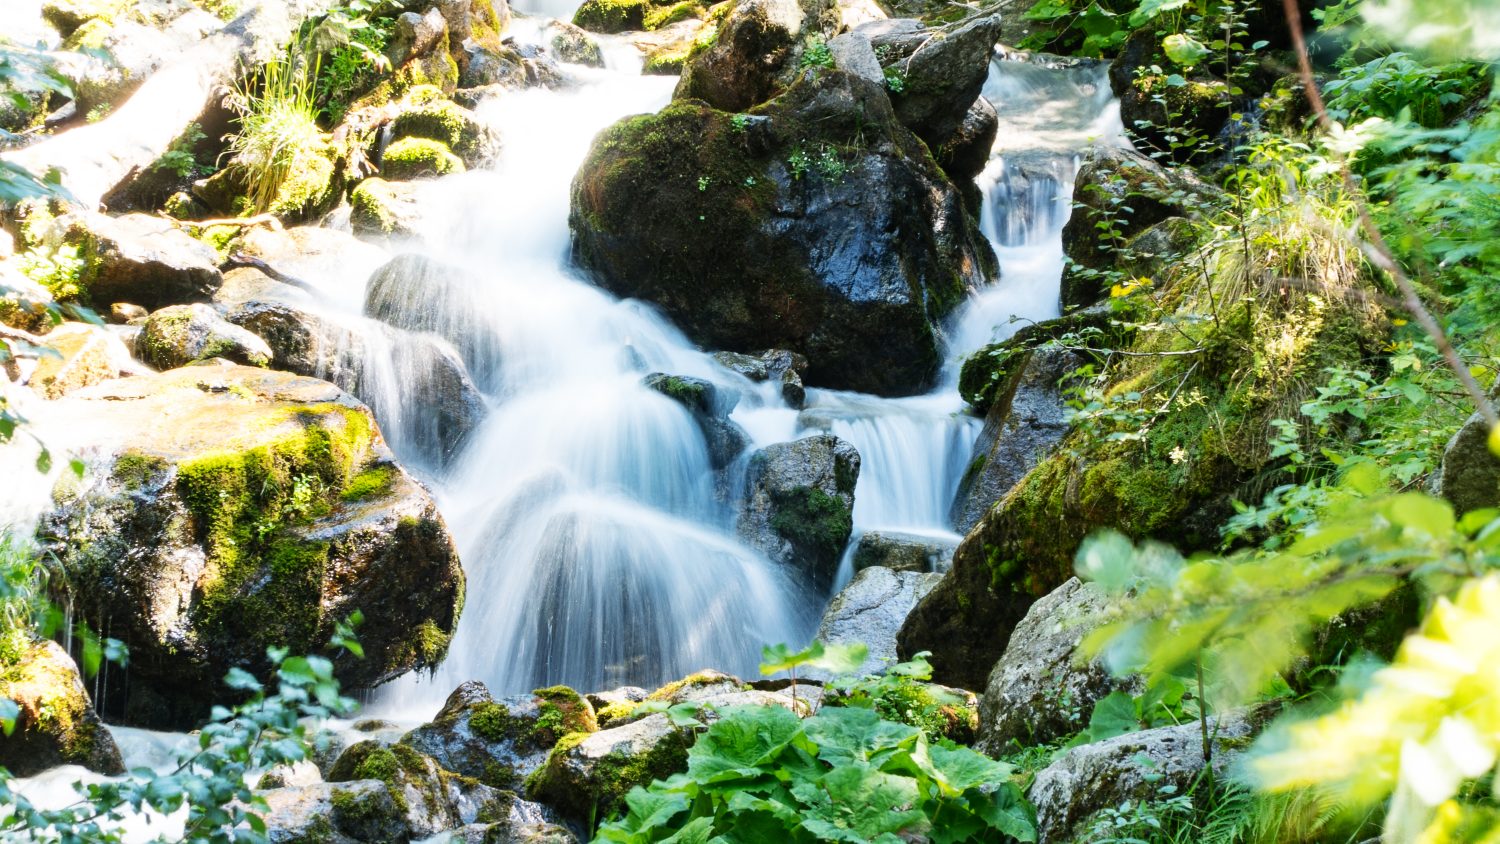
[1169,446,1188,465]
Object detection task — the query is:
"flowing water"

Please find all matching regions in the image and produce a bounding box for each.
[5,0,1121,740]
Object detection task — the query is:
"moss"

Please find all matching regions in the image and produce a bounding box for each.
[959,344,1030,415]
[286,814,335,844]
[350,180,400,235]
[469,701,516,743]
[646,670,733,702]
[176,405,374,655]
[643,0,703,29]
[481,759,518,789]
[267,146,340,221]
[531,727,690,819]
[329,785,402,835]
[380,137,464,180]
[531,686,598,745]
[642,49,689,75]
[390,98,479,157]
[769,487,852,564]
[0,640,98,767]
[342,465,396,501]
[595,700,639,727]
[573,0,648,32]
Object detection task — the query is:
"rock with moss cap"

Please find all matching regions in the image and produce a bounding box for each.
[326,740,554,837]
[525,712,691,823]
[879,14,1001,151]
[1436,388,1500,515]
[573,0,709,34]
[257,779,408,843]
[138,303,274,370]
[738,434,860,590]
[712,348,807,408]
[400,681,598,791]
[543,20,605,66]
[34,364,464,729]
[36,212,221,309]
[642,373,749,469]
[572,69,993,395]
[351,178,425,240]
[388,86,501,166]
[0,639,126,777]
[674,0,840,110]
[380,137,467,180]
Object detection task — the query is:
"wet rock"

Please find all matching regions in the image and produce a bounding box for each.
[1436,395,1500,514]
[389,7,450,67]
[643,373,750,469]
[351,178,425,240]
[951,346,1082,533]
[525,713,691,823]
[35,365,464,728]
[573,71,992,395]
[364,253,502,390]
[851,530,956,573]
[0,639,125,777]
[976,577,1138,754]
[327,741,535,838]
[712,348,808,408]
[258,780,408,843]
[587,686,648,728]
[630,18,711,75]
[738,434,860,590]
[42,213,221,310]
[460,43,564,90]
[400,682,597,791]
[213,267,314,311]
[885,14,1001,150]
[1029,711,1260,842]
[229,299,485,469]
[27,321,133,398]
[1059,146,1215,310]
[138,303,274,369]
[544,20,605,67]
[674,0,838,111]
[938,95,998,183]
[53,11,219,117]
[812,565,942,678]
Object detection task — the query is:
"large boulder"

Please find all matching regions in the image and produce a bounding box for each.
[1059,147,1213,310]
[400,681,598,791]
[976,577,1137,754]
[138,303,274,370]
[25,321,134,399]
[1436,398,1500,514]
[1028,712,1260,842]
[674,0,836,111]
[951,346,1082,533]
[0,639,125,777]
[738,434,860,590]
[642,373,749,469]
[351,179,425,240]
[882,14,1001,150]
[811,565,942,678]
[525,713,691,824]
[388,86,501,168]
[257,780,408,843]
[573,70,993,395]
[42,213,222,310]
[34,365,465,728]
[229,299,486,469]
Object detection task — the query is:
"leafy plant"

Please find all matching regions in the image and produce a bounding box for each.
[883,66,907,95]
[759,640,866,707]
[799,37,835,70]
[594,704,1037,843]
[151,123,209,179]
[224,51,326,215]
[824,652,968,742]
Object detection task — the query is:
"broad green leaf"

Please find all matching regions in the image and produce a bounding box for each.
[1129,0,1188,25]
[928,744,1012,794]
[797,765,927,841]
[1077,691,1140,744]
[660,817,714,843]
[969,781,1039,842]
[687,705,803,781]
[1163,33,1211,66]
[0,698,18,737]
[803,707,921,767]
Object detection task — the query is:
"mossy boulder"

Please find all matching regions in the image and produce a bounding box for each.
[257,780,409,843]
[642,372,750,469]
[737,434,860,590]
[34,365,465,728]
[380,137,466,180]
[525,713,691,823]
[544,20,605,66]
[388,88,500,166]
[573,0,707,34]
[39,212,222,310]
[673,0,837,110]
[138,303,274,369]
[351,178,424,239]
[903,251,1389,689]
[882,14,1002,151]
[572,69,993,395]
[0,639,125,777]
[1437,387,1500,514]
[711,348,807,407]
[400,681,598,791]
[1059,147,1214,310]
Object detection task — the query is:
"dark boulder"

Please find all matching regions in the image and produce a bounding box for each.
[737,434,860,590]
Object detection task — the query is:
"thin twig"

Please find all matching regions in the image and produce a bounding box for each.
[164,213,284,231]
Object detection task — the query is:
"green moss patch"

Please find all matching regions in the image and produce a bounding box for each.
[770,487,853,564]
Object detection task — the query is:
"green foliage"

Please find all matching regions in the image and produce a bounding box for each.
[151,123,209,179]
[882,66,906,95]
[1071,678,1196,745]
[16,244,86,302]
[1323,54,1487,128]
[824,653,970,742]
[799,37,835,71]
[0,639,359,841]
[594,704,1037,842]
[308,8,393,124]
[0,45,73,206]
[224,50,328,215]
